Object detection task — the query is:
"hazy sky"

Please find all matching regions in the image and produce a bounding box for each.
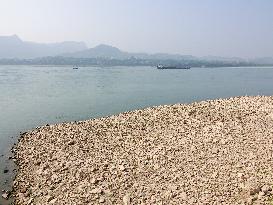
[0,0,273,58]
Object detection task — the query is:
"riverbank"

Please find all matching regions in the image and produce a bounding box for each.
[12,96,273,204]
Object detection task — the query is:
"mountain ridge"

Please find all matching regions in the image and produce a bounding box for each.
[0,35,273,65]
[0,35,87,59]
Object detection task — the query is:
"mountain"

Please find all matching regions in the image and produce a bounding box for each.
[200,55,245,63]
[63,44,198,61]
[0,35,87,59]
[63,44,130,59]
[1,35,272,66]
[251,57,273,65]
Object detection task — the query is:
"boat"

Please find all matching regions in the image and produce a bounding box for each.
[73,67,79,69]
[157,65,191,69]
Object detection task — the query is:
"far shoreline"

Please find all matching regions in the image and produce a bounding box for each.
[0,64,273,68]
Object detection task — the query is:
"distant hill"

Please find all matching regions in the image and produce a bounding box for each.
[63,44,198,61]
[63,44,130,59]
[0,35,87,59]
[200,56,245,63]
[251,57,273,65]
[0,35,272,66]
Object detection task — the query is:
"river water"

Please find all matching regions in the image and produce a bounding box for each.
[1,65,273,203]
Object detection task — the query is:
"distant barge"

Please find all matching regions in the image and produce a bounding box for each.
[157,65,191,69]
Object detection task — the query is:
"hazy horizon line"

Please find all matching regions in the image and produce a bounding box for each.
[1,34,273,60]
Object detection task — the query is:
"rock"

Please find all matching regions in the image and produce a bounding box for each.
[90,167,97,172]
[119,165,126,171]
[188,197,197,204]
[249,188,261,195]
[27,198,34,205]
[261,185,271,193]
[46,195,54,202]
[99,197,105,203]
[211,148,219,154]
[211,172,218,178]
[258,191,265,196]
[220,139,227,145]
[252,195,258,200]
[123,193,131,205]
[24,191,31,197]
[237,173,243,178]
[90,188,102,194]
[246,197,253,204]
[49,198,58,204]
[68,140,75,145]
[90,178,98,184]
[3,169,9,173]
[104,189,113,197]
[258,192,265,200]
[17,193,25,200]
[180,191,187,200]
[20,187,27,193]
[2,192,9,199]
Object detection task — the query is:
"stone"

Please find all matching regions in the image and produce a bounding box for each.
[249,188,260,195]
[212,172,218,178]
[261,185,271,193]
[119,165,126,171]
[68,140,75,145]
[90,178,98,184]
[104,189,113,197]
[46,195,54,202]
[180,191,187,200]
[99,197,105,203]
[258,191,265,196]
[17,193,25,200]
[220,139,227,145]
[20,187,27,193]
[49,198,58,204]
[1,193,9,199]
[211,148,219,154]
[90,188,102,194]
[237,173,243,178]
[257,193,265,200]
[24,191,31,197]
[123,193,131,205]
[246,197,253,204]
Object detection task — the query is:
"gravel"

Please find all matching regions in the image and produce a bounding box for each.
[13,96,273,204]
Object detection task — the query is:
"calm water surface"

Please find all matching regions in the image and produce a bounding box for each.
[0,65,273,202]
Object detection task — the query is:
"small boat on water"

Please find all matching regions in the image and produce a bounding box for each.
[157,65,191,69]
[73,67,79,70]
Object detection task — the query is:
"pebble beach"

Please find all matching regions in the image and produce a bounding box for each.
[12,96,273,204]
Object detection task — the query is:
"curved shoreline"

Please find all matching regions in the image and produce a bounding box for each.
[13,96,273,204]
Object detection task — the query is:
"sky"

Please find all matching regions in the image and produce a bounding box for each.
[0,0,273,58]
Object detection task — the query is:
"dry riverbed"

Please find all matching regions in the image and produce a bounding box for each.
[11,96,273,204]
